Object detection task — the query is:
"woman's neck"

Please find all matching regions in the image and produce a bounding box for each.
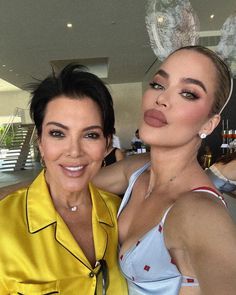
[45,175,91,212]
[146,144,201,194]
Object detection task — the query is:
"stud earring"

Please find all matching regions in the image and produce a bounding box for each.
[199,133,207,139]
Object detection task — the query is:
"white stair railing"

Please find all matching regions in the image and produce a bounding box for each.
[0,108,29,147]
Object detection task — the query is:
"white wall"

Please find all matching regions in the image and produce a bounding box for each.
[0,116,21,125]
[110,82,142,149]
[0,90,32,124]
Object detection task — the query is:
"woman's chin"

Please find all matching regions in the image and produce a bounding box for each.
[54,178,84,194]
[62,184,83,194]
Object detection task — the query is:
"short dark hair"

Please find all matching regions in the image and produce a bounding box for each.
[29,64,115,139]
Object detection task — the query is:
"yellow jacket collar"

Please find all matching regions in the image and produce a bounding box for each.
[26,170,114,233]
[88,182,114,226]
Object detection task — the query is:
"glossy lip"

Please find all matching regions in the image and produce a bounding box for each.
[144,109,167,128]
[60,164,86,177]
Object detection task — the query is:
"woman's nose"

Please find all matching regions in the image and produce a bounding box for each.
[66,139,82,158]
[155,91,168,107]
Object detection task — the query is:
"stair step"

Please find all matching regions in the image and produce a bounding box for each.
[0,168,15,172]
[2,160,17,164]
[5,154,21,157]
[1,163,16,167]
[12,140,26,142]
[6,149,21,152]
[4,155,33,160]
[0,123,36,172]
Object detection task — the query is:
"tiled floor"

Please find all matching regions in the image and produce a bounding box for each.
[0,169,41,188]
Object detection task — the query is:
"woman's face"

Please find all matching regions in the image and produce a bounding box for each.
[38,96,107,194]
[140,49,219,147]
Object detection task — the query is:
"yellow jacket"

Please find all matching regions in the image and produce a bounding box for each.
[0,171,127,295]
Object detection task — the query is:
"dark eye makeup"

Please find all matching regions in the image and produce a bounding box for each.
[149,82,164,90]
[49,130,65,138]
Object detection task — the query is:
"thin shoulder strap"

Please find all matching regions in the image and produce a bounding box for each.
[161,205,174,224]
[161,185,228,224]
[192,186,227,207]
[128,161,151,185]
[117,162,151,216]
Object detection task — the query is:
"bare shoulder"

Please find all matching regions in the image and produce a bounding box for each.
[165,190,236,248]
[168,190,232,228]
[215,159,236,181]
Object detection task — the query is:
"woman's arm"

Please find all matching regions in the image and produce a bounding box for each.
[215,160,236,181]
[168,193,236,294]
[190,201,236,294]
[206,160,236,194]
[115,148,125,162]
[93,153,150,195]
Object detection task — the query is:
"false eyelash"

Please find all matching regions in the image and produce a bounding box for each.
[149,82,163,90]
[181,90,200,100]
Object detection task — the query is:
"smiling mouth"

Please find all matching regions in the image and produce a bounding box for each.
[63,166,84,171]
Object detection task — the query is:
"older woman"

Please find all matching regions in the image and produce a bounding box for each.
[0,64,127,294]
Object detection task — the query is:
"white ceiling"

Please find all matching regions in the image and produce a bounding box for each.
[0,0,235,91]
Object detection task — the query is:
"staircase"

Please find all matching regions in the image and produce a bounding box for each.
[0,123,37,172]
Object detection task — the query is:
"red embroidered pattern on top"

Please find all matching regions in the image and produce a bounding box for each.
[144,265,151,271]
[182,276,198,284]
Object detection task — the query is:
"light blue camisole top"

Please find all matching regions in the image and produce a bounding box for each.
[118,162,226,295]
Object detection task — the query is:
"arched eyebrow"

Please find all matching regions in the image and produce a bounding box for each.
[46,122,68,130]
[182,78,207,93]
[46,121,103,132]
[155,69,207,93]
[155,69,169,79]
